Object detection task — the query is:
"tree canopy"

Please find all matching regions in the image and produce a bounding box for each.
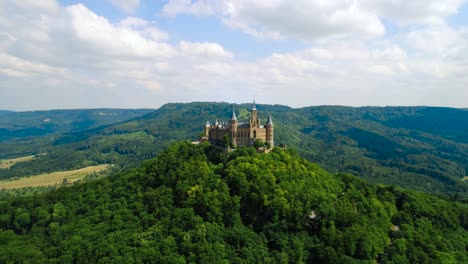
[1,142,466,263]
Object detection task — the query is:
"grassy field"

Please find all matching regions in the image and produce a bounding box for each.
[0,155,38,169]
[0,164,110,189]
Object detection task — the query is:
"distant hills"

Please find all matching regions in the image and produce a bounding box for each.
[0,108,154,141]
[1,103,467,197]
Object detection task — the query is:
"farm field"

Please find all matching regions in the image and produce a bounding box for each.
[0,154,40,169]
[0,164,110,189]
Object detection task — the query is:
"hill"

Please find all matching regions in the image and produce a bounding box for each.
[0,108,153,161]
[0,142,466,263]
[0,108,154,143]
[2,102,466,197]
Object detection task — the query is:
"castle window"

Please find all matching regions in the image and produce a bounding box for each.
[253,130,256,138]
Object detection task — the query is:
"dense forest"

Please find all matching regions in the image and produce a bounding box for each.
[1,103,466,197]
[0,109,154,141]
[0,142,466,263]
[0,108,153,150]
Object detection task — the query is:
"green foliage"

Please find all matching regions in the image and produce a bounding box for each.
[0,108,153,143]
[1,103,467,197]
[0,142,466,263]
[253,139,264,149]
[253,139,271,150]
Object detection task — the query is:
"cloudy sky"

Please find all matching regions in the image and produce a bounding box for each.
[1,0,468,110]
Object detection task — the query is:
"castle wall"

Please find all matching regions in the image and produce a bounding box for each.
[204,105,273,148]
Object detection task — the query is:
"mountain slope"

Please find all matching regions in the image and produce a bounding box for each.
[0,108,154,161]
[0,142,466,263]
[1,102,467,196]
[0,108,154,142]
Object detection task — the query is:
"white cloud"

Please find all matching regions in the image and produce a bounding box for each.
[363,0,468,25]
[162,0,468,42]
[161,0,220,17]
[108,0,140,13]
[118,17,149,27]
[0,53,67,78]
[178,41,233,58]
[9,0,59,13]
[1,0,468,110]
[405,25,459,55]
[162,0,386,40]
[118,17,169,40]
[67,4,175,58]
[0,0,237,109]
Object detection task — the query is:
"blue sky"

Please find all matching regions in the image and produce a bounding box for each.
[1,0,468,110]
[61,0,309,59]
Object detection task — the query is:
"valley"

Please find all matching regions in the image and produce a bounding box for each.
[2,103,467,197]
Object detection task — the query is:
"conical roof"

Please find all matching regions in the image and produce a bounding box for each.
[231,110,237,120]
[266,114,273,125]
[205,121,210,126]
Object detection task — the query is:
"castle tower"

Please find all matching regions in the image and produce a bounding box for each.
[266,114,274,148]
[250,100,260,127]
[204,121,210,137]
[230,110,238,146]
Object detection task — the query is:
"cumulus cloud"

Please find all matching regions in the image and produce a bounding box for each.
[162,0,468,41]
[162,0,386,40]
[68,4,174,58]
[161,0,221,17]
[0,0,234,109]
[1,0,468,110]
[178,41,233,58]
[108,0,140,13]
[363,0,468,25]
[405,25,459,55]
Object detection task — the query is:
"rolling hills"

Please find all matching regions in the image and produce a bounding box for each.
[0,108,154,159]
[0,108,154,142]
[1,103,467,197]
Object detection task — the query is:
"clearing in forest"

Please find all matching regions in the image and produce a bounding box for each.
[0,154,45,169]
[0,164,110,189]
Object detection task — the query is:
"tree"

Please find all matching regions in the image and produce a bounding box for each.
[253,139,264,149]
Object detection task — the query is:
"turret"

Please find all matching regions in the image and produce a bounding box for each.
[250,100,260,127]
[230,110,238,146]
[204,121,210,137]
[266,115,273,126]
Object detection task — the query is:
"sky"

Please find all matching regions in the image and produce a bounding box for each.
[1,0,468,110]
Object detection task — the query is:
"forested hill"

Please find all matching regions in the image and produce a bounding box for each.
[2,102,466,197]
[0,142,466,263]
[0,108,154,142]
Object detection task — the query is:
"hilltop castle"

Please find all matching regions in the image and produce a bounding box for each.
[202,101,274,148]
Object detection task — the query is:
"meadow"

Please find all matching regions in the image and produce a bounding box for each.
[0,164,109,189]
[0,155,38,169]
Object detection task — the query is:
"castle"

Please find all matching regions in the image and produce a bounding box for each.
[202,101,274,148]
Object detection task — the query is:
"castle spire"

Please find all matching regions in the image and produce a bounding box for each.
[231,110,237,120]
[266,114,273,126]
[252,99,256,110]
[206,121,211,126]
